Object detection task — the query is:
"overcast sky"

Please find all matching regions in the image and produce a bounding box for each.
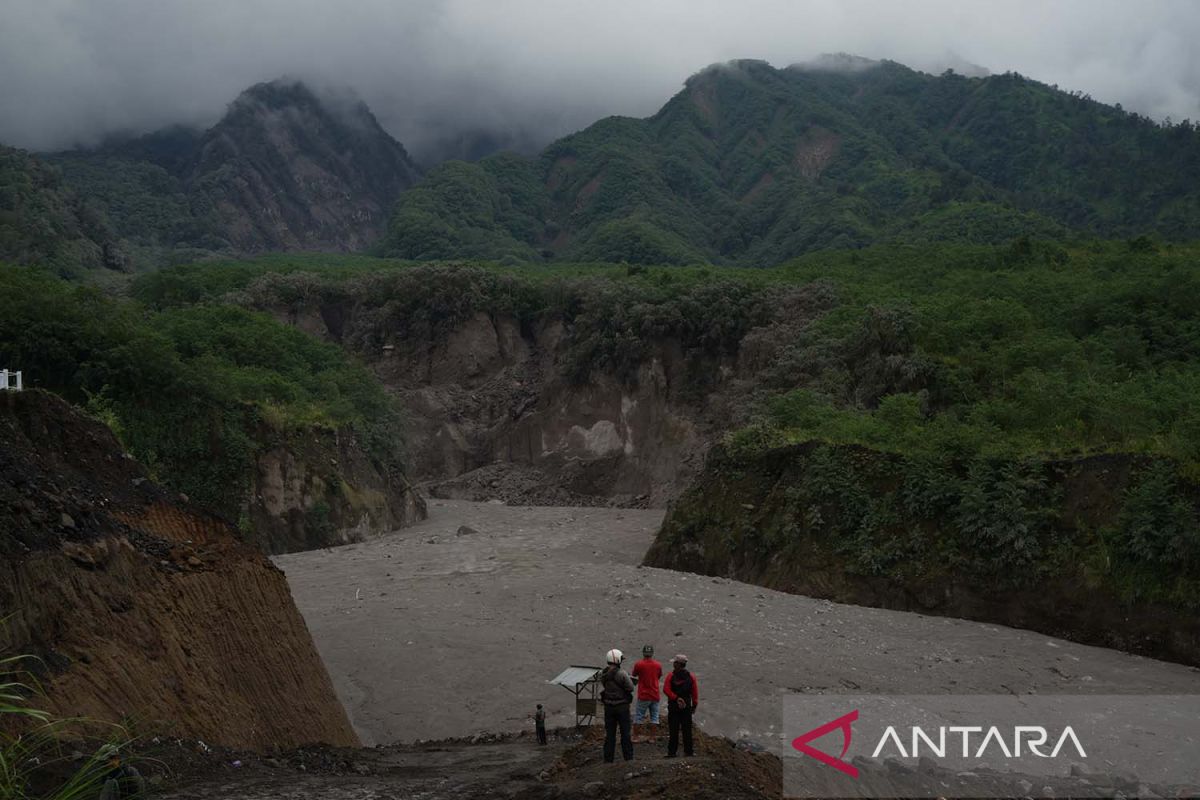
[2,0,1198,160]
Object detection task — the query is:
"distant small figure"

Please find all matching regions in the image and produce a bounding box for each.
[599,647,635,763]
[98,744,147,799]
[631,644,663,744]
[663,653,698,758]
[535,703,547,745]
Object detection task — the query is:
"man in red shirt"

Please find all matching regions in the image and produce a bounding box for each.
[630,644,663,743]
[663,653,699,757]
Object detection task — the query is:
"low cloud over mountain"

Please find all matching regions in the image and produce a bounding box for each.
[2,1,1198,161]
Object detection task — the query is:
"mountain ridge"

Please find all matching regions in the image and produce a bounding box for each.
[3,78,424,271]
[379,58,1200,265]
[4,59,1199,274]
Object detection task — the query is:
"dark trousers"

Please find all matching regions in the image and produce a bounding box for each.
[536,722,547,745]
[603,703,633,762]
[668,706,694,756]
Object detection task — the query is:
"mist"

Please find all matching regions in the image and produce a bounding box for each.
[2,0,1198,162]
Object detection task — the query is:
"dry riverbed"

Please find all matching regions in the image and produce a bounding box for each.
[275,500,1200,748]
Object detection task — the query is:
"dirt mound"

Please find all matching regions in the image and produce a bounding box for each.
[0,389,357,750]
[553,726,780,799]
[155,725,781,799]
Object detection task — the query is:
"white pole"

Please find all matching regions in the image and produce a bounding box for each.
[14,371,21,391]
[0,369,7,390]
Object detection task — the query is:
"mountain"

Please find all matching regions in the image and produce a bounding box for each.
[21,79,422,269]
[379,58,1200,265]
[187,80,422,251]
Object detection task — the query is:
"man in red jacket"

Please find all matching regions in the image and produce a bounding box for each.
[630,644,663,743]
[663,653,698,757]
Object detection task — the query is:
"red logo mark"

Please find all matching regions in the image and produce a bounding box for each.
[791,709,859,778]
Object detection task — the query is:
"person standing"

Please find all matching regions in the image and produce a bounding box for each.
[630,644,663,743]
[534,703,547,745]
[663,653,698,758]
[599,648,635,763]
[97,744,147,799]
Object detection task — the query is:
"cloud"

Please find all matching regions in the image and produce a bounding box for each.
[1,0,1198,159]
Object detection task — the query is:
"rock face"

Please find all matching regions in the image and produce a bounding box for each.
[385,312,710,506]
[0,389,359,749]
[248,424,425,554]
[645,441,1200,666]
[278,305,714,506]
[260,280,834,507]
[189,80,422,252]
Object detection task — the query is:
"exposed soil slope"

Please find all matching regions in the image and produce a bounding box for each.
[645,442,1200,666]
[260,280,835,507]
[0,389,358,749]
[248,422,426,554]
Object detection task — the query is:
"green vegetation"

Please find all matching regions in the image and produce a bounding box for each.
[2,654,128,799]
[0,146,121,277]
[132,239,1200,475]
[0,265,402,518]
[725,240,1200,474]
[51,150,226,267]
[381,60,1200,265]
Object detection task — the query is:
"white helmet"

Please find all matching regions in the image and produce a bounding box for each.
[605,648,624,665]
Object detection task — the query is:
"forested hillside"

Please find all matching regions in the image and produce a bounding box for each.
[0,145,124,276]
[0,265,420,550]
[1,80,423,272]
[381,59,1200,264]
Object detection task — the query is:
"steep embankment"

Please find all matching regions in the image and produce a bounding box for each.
[283,305,709,505]
[645,442,1200,666]
[0,389,359,749]
[253,270,837,506]
[247,422,425,554]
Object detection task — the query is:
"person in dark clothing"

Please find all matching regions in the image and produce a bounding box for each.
[599,648,635,763]
[662,653,699,758]
[535,703,547,745]
[97,745,147,799]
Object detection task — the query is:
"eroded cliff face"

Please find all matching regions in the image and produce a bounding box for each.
[247,424,425,554]
[0,390,359,749]
[645,442,1200,666]
[273,304,723,505]
[385,313,714,505]
[255,281,835,506]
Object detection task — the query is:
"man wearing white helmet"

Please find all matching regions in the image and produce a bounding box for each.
[598,647,635,763]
